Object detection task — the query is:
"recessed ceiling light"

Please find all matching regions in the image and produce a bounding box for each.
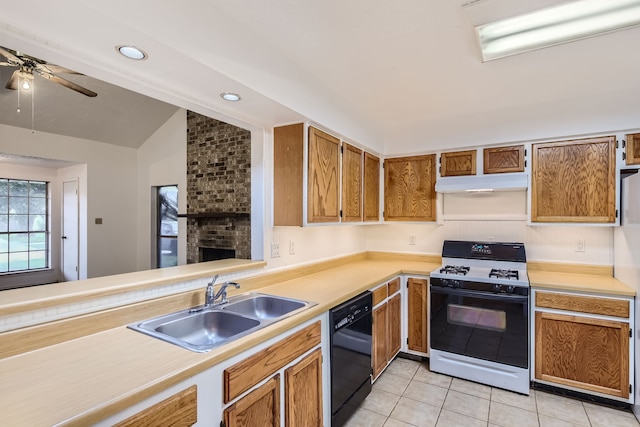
[116,45,147,60]
[220,92,241,102]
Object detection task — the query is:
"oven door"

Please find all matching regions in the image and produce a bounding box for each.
[430,285,529,368]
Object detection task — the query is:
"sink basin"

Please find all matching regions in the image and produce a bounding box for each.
[222,294,307,319]
[156,311,260,348]
[128,292,316,352]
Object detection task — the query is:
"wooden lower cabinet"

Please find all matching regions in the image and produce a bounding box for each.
[407,278,428,354]
[222,320,324,426]
[535,311,630,399]
[224,376,280,427]
[114,385,197,427]
[372,279,402,379]
[372,303,388,379]
[285,349,323,427]
[388,293,402,358]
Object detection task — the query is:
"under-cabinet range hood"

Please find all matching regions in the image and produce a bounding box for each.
[435,173,528,193]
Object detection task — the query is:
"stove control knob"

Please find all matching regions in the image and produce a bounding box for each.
[506,285,515,294]
[451,280,461,288]
[492,284,502,293]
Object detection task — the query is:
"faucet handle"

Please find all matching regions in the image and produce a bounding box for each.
[208,274,219,286]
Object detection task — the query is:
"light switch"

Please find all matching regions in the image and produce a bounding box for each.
[95,218,103,225]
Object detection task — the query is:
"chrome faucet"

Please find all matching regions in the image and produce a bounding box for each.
[204,275,240,307]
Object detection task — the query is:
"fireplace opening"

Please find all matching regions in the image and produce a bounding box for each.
[200,247,236,262]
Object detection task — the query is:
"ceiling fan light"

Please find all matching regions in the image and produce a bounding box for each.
[21,80,30,90]
[220,92,241,102]
[116,45,147,60]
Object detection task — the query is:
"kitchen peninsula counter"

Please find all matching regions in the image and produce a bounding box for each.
[0,253,634,426]
[0,256,438,427]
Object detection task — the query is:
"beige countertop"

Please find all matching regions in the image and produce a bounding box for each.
[0,259,435,427]
[0,255,634,426]
[529,270,635,296]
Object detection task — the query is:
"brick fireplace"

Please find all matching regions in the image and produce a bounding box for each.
[185,111,251,263]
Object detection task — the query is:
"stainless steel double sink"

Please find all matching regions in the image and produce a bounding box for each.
[128,293,316,352]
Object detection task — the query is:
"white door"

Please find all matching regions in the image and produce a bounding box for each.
[62,180,79,281]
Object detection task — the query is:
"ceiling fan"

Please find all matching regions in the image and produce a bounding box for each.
[0,45,97,97]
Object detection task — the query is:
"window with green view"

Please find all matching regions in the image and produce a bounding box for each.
[0,178,49,273]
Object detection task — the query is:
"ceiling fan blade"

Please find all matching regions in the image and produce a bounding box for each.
[0,45,22,64]
[39,72,97,97]
[0,61,15,67]
[5,69,20,90]
[37,63,82,75]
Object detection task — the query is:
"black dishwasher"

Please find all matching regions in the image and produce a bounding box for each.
[330,290,373,427]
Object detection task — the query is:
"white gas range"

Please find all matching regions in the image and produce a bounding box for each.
[429,240,531,394]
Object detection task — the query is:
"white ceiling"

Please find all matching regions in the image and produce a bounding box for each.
[1,0,640,155]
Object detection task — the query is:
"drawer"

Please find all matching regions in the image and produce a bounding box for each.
[387,278,401,296]
[223,321,321,403]
[536,292,629,319]
[372,286,388,306]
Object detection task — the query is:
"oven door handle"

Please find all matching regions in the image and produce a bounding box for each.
[430,286,529,303]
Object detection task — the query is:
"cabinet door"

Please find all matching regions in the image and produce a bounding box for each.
[308,127,340,223]
[363,152,380,222]
[224,375,280,427]
[531,136,616,223]
[342,143,363,222]
[384,155,437,221]
[388,293,402,360]
[535,312,629,399]
[372,303,388,379]
[114,385,197,427]
[626,133,640,165]
[285,349,323,427]
[484,145,525,174]
[440,150,476,177]
[273,123,304,226]
[407,278,428,354]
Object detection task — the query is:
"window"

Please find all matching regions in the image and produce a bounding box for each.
[157,185,178,268]
[0,178,49,273]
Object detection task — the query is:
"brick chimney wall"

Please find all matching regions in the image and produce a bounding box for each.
[186,111,251,262]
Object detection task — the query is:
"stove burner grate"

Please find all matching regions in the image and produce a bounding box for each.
[489,269,519,280]
[440,265,470,275]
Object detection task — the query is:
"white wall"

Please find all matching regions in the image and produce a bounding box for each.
[365,221,613,265]
[136,109,187,271]
[0,124,138,278]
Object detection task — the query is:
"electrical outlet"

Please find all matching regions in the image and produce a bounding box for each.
[289,240,296,255]
[409,235,417,245]
[271,242,280,258]
[575,239,585,252]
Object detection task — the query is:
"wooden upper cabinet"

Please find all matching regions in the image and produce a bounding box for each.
[531,136,616,223]
[384,155,437,221]
[440,150,476,177]
[484,145,525,174]
[274,123,304,226]
[363,152,380,222]
[342,143,363,222]
[308,126,340,223]
[626,133,640,165]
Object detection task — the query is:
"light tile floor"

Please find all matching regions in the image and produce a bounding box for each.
[344,357,640,427]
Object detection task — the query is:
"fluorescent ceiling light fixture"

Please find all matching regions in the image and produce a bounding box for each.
[220,92,241,101]
[116,45,147,60]
[476,0,640,61]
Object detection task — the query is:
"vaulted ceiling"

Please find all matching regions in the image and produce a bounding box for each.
[1,0,639,155]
